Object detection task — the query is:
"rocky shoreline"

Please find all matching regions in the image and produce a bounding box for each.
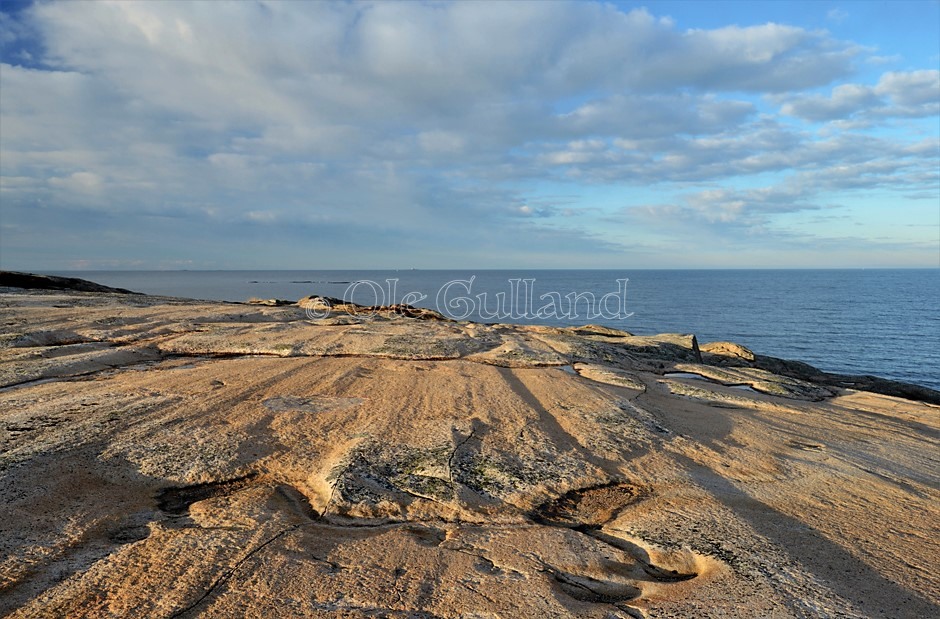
[1,277,938,618]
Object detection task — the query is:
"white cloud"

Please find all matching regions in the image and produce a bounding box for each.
[876,70,940,106]
[778,70,939,122]
[0,1,936,268]
[780,83,881,121]
[48,171,102,192]
[629,184,819,228]
[561,94,755,138]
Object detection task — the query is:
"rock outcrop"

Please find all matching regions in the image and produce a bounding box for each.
[298,295,450,320]
[0,271,139,294]
[1,287,938,618]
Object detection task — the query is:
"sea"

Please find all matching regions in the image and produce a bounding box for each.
[49,269,940,391]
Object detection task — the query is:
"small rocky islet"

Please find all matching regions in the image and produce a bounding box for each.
[1,272,938,618]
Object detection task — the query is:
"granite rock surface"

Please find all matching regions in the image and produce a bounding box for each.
[1,288,938,618]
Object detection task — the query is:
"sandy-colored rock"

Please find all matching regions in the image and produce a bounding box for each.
[701,341,756,362]
[1,289,938,618]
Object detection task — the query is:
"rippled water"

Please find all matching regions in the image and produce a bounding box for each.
[53,269,939,390]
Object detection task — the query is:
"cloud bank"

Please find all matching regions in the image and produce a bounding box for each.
[1,0,937,268]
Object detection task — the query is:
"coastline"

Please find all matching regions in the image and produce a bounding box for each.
[1,279,938,617]
[3,269,936,399]
[25,267,940,392]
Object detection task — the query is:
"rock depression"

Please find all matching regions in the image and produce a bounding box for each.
[1,286,938,618]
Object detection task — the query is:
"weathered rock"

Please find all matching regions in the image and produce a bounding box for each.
[1,287,938,619]
[669,363,836,401]
[572,363,646,390]
[701,340,756,362]
[297,295,450,321]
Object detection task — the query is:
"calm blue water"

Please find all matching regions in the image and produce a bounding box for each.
[50,270,940,391]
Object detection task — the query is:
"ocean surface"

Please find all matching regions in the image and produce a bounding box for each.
[49,269,940,391]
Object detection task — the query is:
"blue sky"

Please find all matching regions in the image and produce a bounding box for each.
[1,0,937,270]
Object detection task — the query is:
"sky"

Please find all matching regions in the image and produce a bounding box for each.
[0,0,938,270]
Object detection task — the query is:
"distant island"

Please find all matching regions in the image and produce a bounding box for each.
[0,270,140,294]
[1,273,937,618]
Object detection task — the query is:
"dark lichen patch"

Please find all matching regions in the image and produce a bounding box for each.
[327,437,573,510]
[393,444,453,475]
[329,443,455,508]
[450,447,586,500]
[453,454,519,497]
[391,473,453,501]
